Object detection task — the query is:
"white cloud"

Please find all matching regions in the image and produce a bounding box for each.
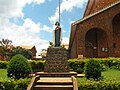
[0,0,50,54]
[33,0,45,4]
[0,18,49,54]
[42,25,53,32]
[23,18,40,33]
[61,37,69,44]
[49,0,88,24]
[0,0,45,20]
[0,0,88,54]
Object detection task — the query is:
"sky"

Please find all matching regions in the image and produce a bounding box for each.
[0,0,88,54]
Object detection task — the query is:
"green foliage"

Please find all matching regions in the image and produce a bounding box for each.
[7,54,31,79]
[68,59,87,73]
[0,61,8,69]
[0,60,45,73]
[69,58,120,71]
[1,58,120,74]
[0,78,30,90]
[29,60,45,72]
[0,69,7,79]
[10,46,32,59]
[98,58,120,70]
[49,41,54,48]
[85,59,101,80]
[78,80,120,90]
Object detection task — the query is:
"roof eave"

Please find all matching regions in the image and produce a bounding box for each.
[72,0,120,25]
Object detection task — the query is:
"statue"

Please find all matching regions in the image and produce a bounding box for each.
[54,22,61,47]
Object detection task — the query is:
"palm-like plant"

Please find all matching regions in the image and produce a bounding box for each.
[0,39,12,60]
[0,39,12,48]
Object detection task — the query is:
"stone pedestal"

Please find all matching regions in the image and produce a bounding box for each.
[44,47,69,72]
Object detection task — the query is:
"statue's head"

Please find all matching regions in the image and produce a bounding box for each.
[55,22,60,26]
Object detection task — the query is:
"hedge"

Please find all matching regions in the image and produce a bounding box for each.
[0,60,45,72]
[1,79,120,90]
[29,60,45,72]
[78,80,120,90]
[0,58,120,73]
[68,59,87,73]
[0,61,8,69]
[0,78,30,90]
[68,58,120,72]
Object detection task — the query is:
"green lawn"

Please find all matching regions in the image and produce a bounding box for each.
[102,69,120,81]
[0,69,7,79]
[0,69,120,81]
[77,69,120,83]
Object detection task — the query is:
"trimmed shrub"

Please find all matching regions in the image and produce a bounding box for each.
[0,78,30,90]
[85,59,101,80]
[1,58,120,72]
[0,61,8,69]
[7,54,32,79]
[29,60,45,72]
[68,59,87,73]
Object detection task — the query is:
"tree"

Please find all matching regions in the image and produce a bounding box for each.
[10,46,32,59]
[0,39,13,60]
[0,39,12,48]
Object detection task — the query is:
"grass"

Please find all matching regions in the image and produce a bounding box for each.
[102,69,120,81]
[0,68,120,81]
[0,69,7,79]
[77,69,120,83]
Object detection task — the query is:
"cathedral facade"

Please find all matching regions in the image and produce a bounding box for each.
[69,0,120,58]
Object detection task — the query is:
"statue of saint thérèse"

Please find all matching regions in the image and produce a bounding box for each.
[54,22,61,47]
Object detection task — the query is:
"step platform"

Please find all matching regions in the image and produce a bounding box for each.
[34,77,73,90]
[36,71,77,77]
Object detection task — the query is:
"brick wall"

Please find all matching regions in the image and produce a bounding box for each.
[69,2,120,58]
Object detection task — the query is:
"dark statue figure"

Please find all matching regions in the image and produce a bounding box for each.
[54,22,61,47]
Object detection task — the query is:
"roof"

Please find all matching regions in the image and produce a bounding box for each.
[84,0,118,17]
[19,46,35,49]
[73,0,120,25]
[84,0,96,17]
[0,45,37,53]
[14,45,37,52]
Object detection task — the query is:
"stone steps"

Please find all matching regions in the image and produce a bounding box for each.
[34,77,73,90]
[27,75,78,90]
[34,85,73,90]
[26,47,78,90]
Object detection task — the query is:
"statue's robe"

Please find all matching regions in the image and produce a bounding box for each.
[54,26,61,47]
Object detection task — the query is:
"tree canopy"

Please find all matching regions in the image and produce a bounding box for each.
[10,46,33,59]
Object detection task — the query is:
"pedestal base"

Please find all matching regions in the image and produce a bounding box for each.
[44,47,69,72]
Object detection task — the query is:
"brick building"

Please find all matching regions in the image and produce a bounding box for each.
[20,46,37,59]
[69,0,120,58]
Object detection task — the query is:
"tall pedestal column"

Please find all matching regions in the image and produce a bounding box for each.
[44,47,69,72]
